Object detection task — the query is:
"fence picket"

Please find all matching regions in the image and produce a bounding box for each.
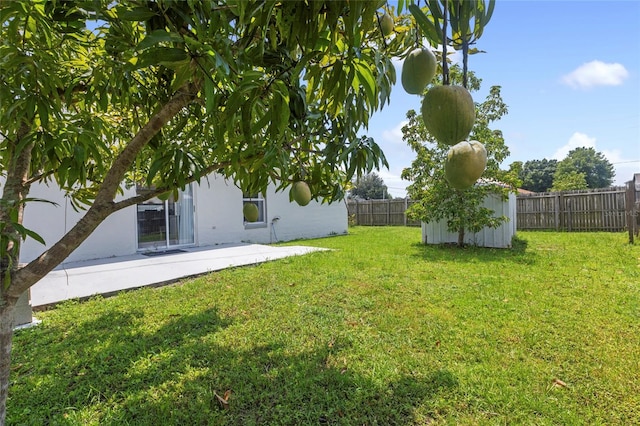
[517,187,626,231]
[347,186,629,232]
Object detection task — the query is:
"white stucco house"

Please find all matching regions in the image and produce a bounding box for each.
[8,174,346,327]
[19,174,347,265]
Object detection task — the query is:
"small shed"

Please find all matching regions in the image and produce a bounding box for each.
[422,192,517,248]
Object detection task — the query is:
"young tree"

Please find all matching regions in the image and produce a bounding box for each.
[349,173,391,199]
[401,67,519,246]
[518,159,558,192]
[556,147,615,189]
[550,170,588,192]
[0,1,427,420]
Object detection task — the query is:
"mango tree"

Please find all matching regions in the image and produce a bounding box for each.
[0,0,496,421]
[0,0,432,421]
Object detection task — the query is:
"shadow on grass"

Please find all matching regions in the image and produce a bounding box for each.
[410,235,536,265]
[10,306,458,425]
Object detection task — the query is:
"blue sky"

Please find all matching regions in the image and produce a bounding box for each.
[366,0,640,197]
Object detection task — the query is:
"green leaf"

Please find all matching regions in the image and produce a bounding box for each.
[427,0,443,21]
[24,228,46,245]
[136,47,189,69]
[204,76,215,114]
[10,223,46,245]
[271,79,290,104]
[170,60,193,93]
[468,47,486,55]
[409,4,443,46]
[37,99,49,127]
[136,30,184,51]
[174,149,184,181]
[117,6,157,21]
[324,60,343,101]
[484,0,496,27]
[354,62,376,108]
[147,153,171,186]
[457,1,471,42]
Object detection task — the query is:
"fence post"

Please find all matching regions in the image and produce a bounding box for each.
[404,197,408,226]
[554,193,560,231]
[627,181,635,243]
[371,200,375,225]
[387,199,390,225]
[355,200,360,226]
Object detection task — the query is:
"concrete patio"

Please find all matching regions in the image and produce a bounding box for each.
[29,243,326,308]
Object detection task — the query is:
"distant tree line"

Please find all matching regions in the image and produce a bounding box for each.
[349,173,393,200]
[514,147,615,192]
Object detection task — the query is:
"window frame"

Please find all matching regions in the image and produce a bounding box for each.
[242,192,267,229]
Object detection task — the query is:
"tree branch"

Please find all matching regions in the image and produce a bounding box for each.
[7,82,200,298]
[24,170,55,186]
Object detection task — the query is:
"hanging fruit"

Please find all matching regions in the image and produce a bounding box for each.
[421,85,475,146]
[401,48,437,95]
[243,203,260,222]
[291,181,312,206]
[378,12,394,36]
[444,140,487,190]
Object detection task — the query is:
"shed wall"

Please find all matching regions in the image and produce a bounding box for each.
[421,193,516,248]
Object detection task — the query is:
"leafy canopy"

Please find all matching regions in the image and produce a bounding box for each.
[1,0,422,210]
[550,171,588,192]
[518,159,558,193]
[349,173,391,200]
[517,147,615,193]
[0,2,502,422]
[554,147,615,190]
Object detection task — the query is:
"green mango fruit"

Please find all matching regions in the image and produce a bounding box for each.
[444,140,487,190]
[378,13,394,36]
[401,48,437,95]
[421,85,475,146]
[243,203,260,222]
[291,181,312,206]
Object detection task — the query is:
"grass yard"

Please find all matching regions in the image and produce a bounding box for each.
[8,227,640,425]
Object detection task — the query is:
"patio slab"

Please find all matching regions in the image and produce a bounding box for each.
[30,243,326,308]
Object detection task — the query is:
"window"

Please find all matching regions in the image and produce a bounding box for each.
[136,184,194,249]
[242,192,266,227]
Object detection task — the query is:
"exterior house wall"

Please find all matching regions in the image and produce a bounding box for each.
[421,193,517,248]
[18,173,347,265]
[194,175,347,245]
[20,182,138,264]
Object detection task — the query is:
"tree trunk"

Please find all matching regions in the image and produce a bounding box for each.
[0,84,198,422]
[457,226,465,247]
[0,299,17,426]
[0,123,33,425]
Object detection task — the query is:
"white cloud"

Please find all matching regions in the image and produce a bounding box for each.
[562,60,629,89]
[381,120,408,145]
[553,132,596,160]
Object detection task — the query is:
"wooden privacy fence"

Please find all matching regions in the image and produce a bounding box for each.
[348,184,638,233]
[516,187,627,231]
[347,199,421,226]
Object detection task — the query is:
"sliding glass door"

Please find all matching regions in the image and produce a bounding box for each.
[137,184,194,250]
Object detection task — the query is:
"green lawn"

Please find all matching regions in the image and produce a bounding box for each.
[8,227,640,425]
